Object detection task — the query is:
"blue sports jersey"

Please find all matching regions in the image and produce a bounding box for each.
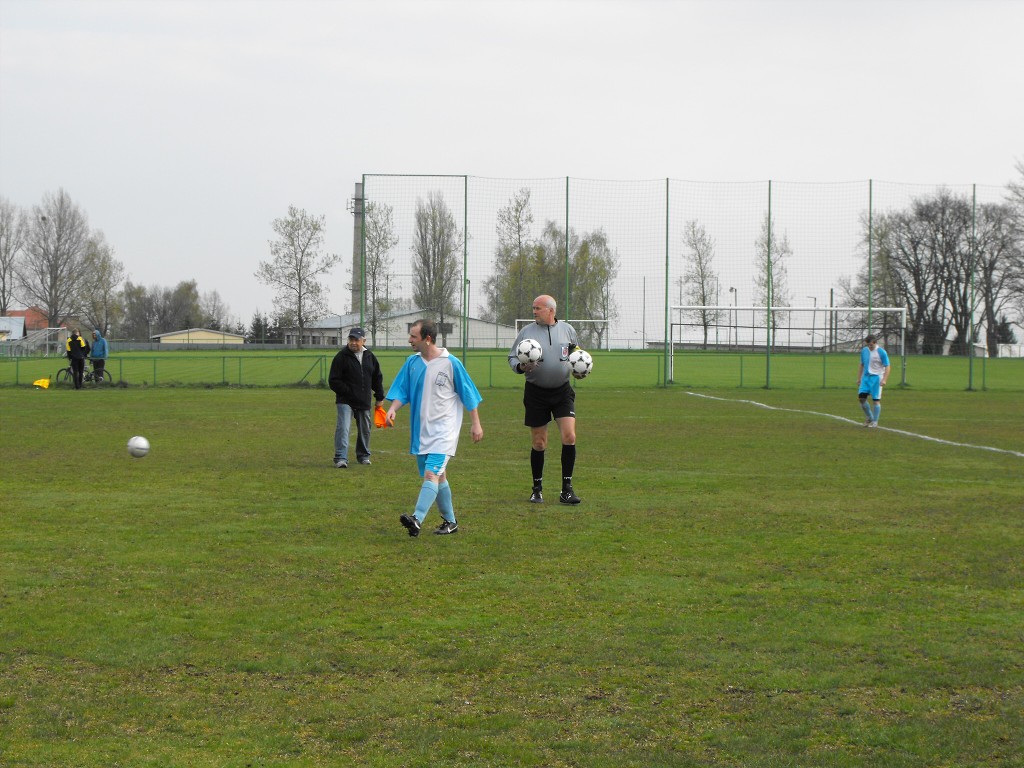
[860,345,890,375]
[386,349,483,456]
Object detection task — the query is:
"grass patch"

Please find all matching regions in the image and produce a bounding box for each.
[1,385,1022,766]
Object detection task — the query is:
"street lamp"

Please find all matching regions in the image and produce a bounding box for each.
[463,278,471,349]
[806,295,817,351]
[728,287,737,349]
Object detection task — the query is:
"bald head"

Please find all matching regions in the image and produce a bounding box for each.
[532,295,557,326]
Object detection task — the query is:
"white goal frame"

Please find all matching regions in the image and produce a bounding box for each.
[668,305,908,385]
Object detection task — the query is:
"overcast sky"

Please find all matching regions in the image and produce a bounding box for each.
[2,0,1022,327]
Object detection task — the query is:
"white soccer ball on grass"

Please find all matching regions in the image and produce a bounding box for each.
[516,338,543,365]
[127,435,150,458]
[568,349,593,379]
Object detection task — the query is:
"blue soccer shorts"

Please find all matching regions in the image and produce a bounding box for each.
[859,374,882,401]
[417,453,451,477]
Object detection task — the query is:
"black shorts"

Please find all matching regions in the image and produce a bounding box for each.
[524,381,576,428]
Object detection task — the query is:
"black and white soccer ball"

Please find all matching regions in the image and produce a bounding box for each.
[516,338,543,365]
[568,349,593,379]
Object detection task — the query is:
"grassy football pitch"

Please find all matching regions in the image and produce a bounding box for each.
[1,385,1022,766]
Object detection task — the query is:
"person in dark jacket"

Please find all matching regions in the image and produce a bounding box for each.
[65,328,91,389]
[328,327,385,468]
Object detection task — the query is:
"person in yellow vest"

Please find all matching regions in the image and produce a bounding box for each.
[65,328,91,389]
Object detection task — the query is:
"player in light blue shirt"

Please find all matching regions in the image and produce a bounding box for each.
[857,334,891,428]
[386,319,483,537]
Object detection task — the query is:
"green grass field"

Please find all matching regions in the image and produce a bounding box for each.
[1,382,1022,766]
[4,348,1024,390]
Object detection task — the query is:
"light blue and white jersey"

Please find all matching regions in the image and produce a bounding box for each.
[861,345,890,376]
[386,348,483,456]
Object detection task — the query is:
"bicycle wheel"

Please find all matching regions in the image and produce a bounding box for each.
[55,367,73,385]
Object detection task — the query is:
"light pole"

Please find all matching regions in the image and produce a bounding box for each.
[728,287,737,349]
[464,278,471,350]
[806,295,817,351]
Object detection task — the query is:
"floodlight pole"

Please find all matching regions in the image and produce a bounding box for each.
[806,296,817,351]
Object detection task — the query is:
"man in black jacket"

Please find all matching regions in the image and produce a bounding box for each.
[328,328,385,468]
[65,328,91,389]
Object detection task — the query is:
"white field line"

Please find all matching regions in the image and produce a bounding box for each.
[685,392,1024,459]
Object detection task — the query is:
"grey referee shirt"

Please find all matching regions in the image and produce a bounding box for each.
[508,320,579,389]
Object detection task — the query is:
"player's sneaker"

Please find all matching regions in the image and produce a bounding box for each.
[358,458,371,465]
[334,458,348,468]
[530,486,544,503]
[559,487,581,505]
[863,418,872,427]
[867,421,878,428]
[434,520,459,535]
[400,513,421,537]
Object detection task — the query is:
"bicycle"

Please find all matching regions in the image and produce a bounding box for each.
[55,359,115,386]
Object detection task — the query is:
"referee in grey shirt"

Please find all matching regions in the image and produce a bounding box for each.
[508,294,583,505]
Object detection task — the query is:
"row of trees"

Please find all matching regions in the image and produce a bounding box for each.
[677,163,1024,355]
[355,188,621,349]
[0,189,129,332]
[842,178,1023,355]
[0,189,288,341]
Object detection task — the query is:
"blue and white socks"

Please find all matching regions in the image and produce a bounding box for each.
[412,479,456,524]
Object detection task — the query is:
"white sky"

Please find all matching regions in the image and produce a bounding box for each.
[1,0,1022,328]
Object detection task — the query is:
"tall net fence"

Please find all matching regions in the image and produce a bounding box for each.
[355,176,1018,364]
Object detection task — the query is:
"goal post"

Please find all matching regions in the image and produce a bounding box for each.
[667,305,907,387]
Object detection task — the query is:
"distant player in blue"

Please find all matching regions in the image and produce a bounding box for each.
[386,319,484,537]
[857,334,891,428]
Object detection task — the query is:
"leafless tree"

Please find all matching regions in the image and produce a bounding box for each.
[483,188,535,325]
[363,201,399,346]
[80,231,125,335]
[16,189,91,326]
[753,214,792,348]
[412,192,464,346]
[0,197,28,315]
[256,206,339,348]
[973,203,1020,355]
[200,289,230,330]
[1006,157,1024,330]
[681,219,720,348]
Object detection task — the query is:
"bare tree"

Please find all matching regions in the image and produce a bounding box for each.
[16,189,91,326]
[80,231,125,334]
[0,197,28,315]
[363,201,399,346]
[411,192,464,346]
[752,213,792,348]
[682,219,720,348]
[483,188,535,325]
[1006,157,1024,331]
[256,206,339,349]
[568,228,619,349]
[200,289,230,330]
[974,203,1020,356]
[118,281,155,340]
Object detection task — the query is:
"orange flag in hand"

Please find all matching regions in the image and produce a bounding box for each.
[374,405,392,428]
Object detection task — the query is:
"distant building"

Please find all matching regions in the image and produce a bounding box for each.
[152,328,246,345]
[0,316,26,340]
[6,306,50,331]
